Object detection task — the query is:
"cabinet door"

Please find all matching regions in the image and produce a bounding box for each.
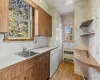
[44,57,50,80]
[36,7,52,37]
[13,77,20,80]
[46,15,52,37]
[11,63,23,79]
[0,73,3,80]
[0,0,8,33]
[39,61,46,80]
[29,66,37,80]
[23,60,30,72]
[20,71,29,80]
[38,7,47,36]
[36,64,41,80]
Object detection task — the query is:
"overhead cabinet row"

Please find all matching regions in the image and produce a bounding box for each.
[0,0,52,37]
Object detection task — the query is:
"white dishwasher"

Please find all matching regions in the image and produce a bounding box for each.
[50,48,59,78]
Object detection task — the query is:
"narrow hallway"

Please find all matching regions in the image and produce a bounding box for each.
[50,61,83,80]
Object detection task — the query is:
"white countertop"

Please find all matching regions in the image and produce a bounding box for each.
[30,46,58,54]
[0,46,58,70]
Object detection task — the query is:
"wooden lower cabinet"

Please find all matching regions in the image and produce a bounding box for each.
[20,71,29,80]
[2,69,12,80]
[39,57,50,80]
[13,77,20,80]
[45,57,50,80]
[0,52,50,80]
[29,66,37,80]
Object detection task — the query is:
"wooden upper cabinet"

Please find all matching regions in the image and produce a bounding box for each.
[46,14,52,37]
[24,0,38,9]
[35,7,52,37]
[0,0,8,33]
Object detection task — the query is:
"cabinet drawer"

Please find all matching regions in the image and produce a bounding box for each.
[23,60,30,72]
[37,54,44,63]
[29,56,37,68]
[37,52,50,63]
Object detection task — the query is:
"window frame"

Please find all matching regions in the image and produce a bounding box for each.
[64,24,74,42]
[4,0,34,41]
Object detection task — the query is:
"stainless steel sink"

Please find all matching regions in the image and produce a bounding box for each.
[16,51,39,58]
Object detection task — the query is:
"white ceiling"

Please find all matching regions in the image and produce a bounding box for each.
[44,0,74,15]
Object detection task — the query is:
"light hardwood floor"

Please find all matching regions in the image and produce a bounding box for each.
[49,61,83,80]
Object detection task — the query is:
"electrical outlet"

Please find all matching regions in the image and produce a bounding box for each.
[35,41,37,43]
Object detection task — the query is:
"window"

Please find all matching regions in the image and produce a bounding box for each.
[4,0,33,41]
[66,0,73,5]
[65,24,74,42]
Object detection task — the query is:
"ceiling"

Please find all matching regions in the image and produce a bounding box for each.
[44,0,74,15]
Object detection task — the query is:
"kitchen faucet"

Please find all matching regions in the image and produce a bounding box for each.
[22,46,27,53]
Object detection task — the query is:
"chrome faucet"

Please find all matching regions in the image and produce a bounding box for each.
[22,47,27,53]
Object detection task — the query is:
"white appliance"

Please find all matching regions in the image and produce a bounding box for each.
[50,48,59,78]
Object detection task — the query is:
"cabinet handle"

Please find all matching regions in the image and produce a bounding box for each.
[24,76,27,80]
[45,63,47,66]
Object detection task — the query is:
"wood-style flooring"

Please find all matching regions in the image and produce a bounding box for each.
[49,61,83,80]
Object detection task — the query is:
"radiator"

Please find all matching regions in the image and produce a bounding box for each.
[63,48,74,62]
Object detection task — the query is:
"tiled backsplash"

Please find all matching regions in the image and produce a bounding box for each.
[0,35,48,56]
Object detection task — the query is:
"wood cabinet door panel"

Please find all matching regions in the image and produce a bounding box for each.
[11,63,23,79]
[35,6,52,36]
[3,69,12,80]
[20,71,29,80]
[29,66,37,80]
[0,73,3,80]
[24,0,38,9]
[29,57,37,68]
[36,64,40,80]
[13,77,20,80]
[23,61,30,72]
[45,57,50,80]
[0,0,8,33]
[47,15,52,37]
[39,61,45,80]
[38,7,47,36]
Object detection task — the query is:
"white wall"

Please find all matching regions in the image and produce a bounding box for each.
[48,8,63,63]
[62,13,74,49]
[74,0,100,79]
[88,0,100,80]
[57,12,63,63]
[74,0,90,76]
[0,35,48,57]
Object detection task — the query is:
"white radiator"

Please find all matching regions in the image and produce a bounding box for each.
[63,48,74,62]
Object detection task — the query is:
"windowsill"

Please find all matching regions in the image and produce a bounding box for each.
[3,38,34,42]
[64,40,74,43]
